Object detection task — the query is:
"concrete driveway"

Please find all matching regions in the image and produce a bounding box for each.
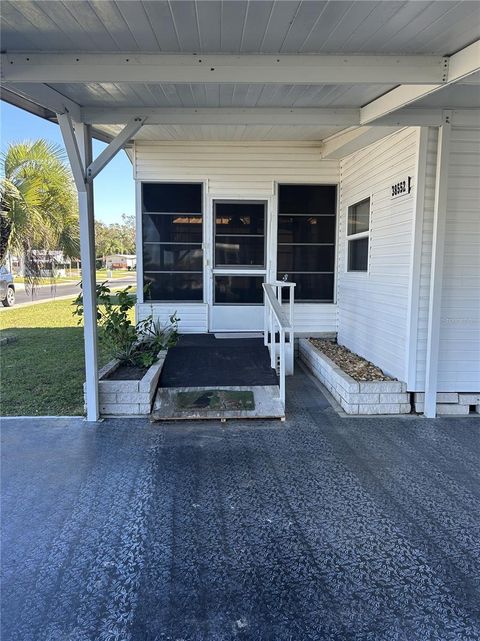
[1,367,479,640]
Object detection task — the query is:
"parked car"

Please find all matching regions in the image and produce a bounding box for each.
[0,266,15,307]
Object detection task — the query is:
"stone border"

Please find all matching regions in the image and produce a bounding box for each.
[299,338,410,415]
[84,350,167,417]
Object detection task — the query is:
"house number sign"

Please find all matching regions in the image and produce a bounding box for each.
[391,176,412,199]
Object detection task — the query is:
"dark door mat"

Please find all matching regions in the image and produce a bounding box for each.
[176,389,255,411]
[160,335,278,387]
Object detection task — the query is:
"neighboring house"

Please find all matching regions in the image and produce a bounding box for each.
[105,254,136,270]
[6,250,72,278]
[1,0,478,419]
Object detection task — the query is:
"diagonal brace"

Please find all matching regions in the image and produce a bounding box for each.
[57,111,86,193]
[86,117,144,181]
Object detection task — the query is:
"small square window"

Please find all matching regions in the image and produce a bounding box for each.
[348,198,370,235]
[347,198,370,273]
[348,237,369,272]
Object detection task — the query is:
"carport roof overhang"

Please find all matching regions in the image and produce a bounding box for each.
[2,1,479,145]
[1,45,480,145]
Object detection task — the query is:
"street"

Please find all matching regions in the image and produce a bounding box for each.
[3,276,136,308]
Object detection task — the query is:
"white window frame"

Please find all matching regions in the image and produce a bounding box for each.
[346,196,371,274]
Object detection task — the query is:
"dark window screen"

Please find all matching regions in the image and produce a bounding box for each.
[348,237,369,272]
[214,201,265,269]
[278,185,336,215]
[142,183,202,213]
[142,183,203,301]
[277,184,336,302]
[142,214,202,243]
[144,273,203,301]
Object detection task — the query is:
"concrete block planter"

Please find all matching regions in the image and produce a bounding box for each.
[299,338,410,415]
[84,350,167,417]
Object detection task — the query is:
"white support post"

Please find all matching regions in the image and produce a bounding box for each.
[263,289,268,347]
[270,309,275,370]
[58,117,100,422]
[134,180,144,306]
[279,328,286,405]
[424,122,451,418]
[288,285,294,375]
[288,286,294,328]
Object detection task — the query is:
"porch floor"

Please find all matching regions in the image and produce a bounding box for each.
[2,367,480,640]
[159,334,278,387]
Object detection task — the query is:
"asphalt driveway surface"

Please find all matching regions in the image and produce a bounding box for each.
[1,367,479,640]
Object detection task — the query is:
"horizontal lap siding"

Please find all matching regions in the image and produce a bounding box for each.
[438,126,480,391]
[337,128,419,380]
[137,303,208,334]
[289,304,337,333]
[135,141,339,197]
[135,141,340,333]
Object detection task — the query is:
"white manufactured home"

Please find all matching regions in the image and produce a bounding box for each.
[1,0,479,419]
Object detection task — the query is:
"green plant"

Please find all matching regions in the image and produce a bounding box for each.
[136,313,179,366]
[73,282,179,368]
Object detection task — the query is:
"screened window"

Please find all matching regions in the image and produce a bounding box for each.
[347,198,370,272]
[277,184,337,302]
[214,201,265,268]
[142,183,203,301]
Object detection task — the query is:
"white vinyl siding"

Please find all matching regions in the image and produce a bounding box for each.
[135,141,339,334]
[134,141,338,195]
[415,126,480,392]
[438,126,480,391]
[337,128,419,381]
[137,303,208,334]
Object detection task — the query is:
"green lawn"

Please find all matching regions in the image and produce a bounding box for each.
[96,269,136,279]
[0,298,111,416]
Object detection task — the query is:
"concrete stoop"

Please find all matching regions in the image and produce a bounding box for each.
[151,385,285,421]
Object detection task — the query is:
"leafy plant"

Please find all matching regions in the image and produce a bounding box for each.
[73,282,179,368]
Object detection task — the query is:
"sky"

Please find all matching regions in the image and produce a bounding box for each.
[1,101,135,225]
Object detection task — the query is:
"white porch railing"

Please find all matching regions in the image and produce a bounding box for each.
[262,281,296,407]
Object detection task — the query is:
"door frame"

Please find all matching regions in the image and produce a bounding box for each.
[206,194,275,332]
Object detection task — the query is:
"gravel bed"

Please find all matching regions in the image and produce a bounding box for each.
[309,339,394,382]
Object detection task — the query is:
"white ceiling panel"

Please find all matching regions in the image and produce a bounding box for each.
[128,122,346,141]
[412,83,480,109]
[2,1,479,55]
[49,82,394,109]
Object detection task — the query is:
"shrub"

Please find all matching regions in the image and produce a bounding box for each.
[73,282,179,368]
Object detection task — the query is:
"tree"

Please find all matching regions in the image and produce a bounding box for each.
[95,214,135,265]
[0,140,80,285]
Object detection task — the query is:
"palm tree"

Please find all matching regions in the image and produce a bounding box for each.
[0,139,80,287]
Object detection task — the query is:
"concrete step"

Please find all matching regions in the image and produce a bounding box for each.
[151,385,285,421]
